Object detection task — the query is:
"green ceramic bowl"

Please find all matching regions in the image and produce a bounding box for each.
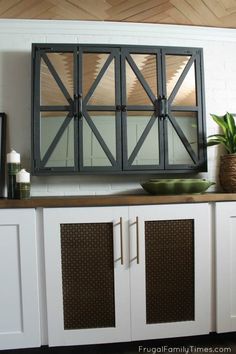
[141,179,215,195]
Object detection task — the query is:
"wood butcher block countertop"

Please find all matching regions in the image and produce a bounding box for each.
[1,193,236,208]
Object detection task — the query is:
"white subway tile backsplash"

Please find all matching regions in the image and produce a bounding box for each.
[79,183,111,191]
[65,191,96,196]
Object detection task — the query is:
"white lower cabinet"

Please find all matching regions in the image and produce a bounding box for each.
[43,203,211,346]
[0,209,40,350]
[216,202,236,333]
[129,204,211,340]
[43,206,131,346]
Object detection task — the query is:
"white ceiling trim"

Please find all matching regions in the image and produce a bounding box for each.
[0,19,236,42]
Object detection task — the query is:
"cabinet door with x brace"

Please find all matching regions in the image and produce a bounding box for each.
[79,47,122,172]
[121,47,164,171]
[121,47,206,172]
[162,48,206,171]
[33,45,122,173]
[33,45,77,173]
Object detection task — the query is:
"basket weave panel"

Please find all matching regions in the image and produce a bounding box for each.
[220,155,236,192]
[60,222,115,330]
[145,219,194,324]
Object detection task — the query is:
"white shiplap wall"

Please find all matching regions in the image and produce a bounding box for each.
[0,19,235,196]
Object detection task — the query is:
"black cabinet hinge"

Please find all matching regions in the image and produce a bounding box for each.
[33,159,39,171]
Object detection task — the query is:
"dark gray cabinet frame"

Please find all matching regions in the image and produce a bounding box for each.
[0,113,6,197]
[31,43,207,175]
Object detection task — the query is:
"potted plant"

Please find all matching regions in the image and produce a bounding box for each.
[208,112,236,192]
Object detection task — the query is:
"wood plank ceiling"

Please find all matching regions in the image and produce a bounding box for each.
[0,0,236,29]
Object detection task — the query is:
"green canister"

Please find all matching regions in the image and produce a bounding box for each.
[7,150,21,199]
[16,169,30,199]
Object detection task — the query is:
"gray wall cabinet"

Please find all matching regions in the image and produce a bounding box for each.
[32,44,207,174]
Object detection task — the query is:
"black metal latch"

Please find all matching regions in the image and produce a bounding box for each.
[156,95,168,120]
[116,105,127,112]
[73,93,83,119]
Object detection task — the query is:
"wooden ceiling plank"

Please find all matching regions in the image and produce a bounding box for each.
[54,8,93,20]
[0,0,52,19]
[141,11,175,23]
[120,2,173,22]
[49,0,97,20]
[170,0,205,25]
[0,0,22,16]
[0,0,38,18]
[166,7,192,24]
[15,0,54,19]
[202,0,231,18]
[107,0,156,17]
[34,8,55,20]
[220,11,236,26]
[222,0,236,13]
[107,0,143,14]
[146,14,180,25]
[105,0,126,6]
[68,0,110,20]
[161,15,181,23]
[185,0,222,26]
[110,0,169,21]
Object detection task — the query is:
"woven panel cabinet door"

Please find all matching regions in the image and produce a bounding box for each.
[129,203,211,341]
[43,207,130,346]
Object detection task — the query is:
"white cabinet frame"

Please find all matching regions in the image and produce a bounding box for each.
[129,203,211,340]
[0,209,40,350]
[43,207,131,346]
[216,202,236,332]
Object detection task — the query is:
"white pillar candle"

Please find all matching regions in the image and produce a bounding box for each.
[16,169,30,183]
[7,150,20,163]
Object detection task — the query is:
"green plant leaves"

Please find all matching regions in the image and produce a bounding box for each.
[226,112,236,136]
[210,114,228,133]
[208,112,236,154]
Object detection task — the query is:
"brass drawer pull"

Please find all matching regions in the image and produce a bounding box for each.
[114,217,124,265]
[130,217,140,264]
[136,216,140,264]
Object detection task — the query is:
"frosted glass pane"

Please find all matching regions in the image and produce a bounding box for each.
[40,52,73,106]
[167,118,194,165]
[172,64,196,106]
[87,60,115,106]
[90,112,116,158]
[127,112,159,166]
[174,112,198,157]
[83,117,112,167]
[83,53,109,97]
[126,62,152,106]
[165,55,190,99]
[40,112,74,167]
[130,53,158,97]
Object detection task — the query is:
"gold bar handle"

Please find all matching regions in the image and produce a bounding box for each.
[114,217,124,265]
[136,216,140,264]
[120,217,124,265]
